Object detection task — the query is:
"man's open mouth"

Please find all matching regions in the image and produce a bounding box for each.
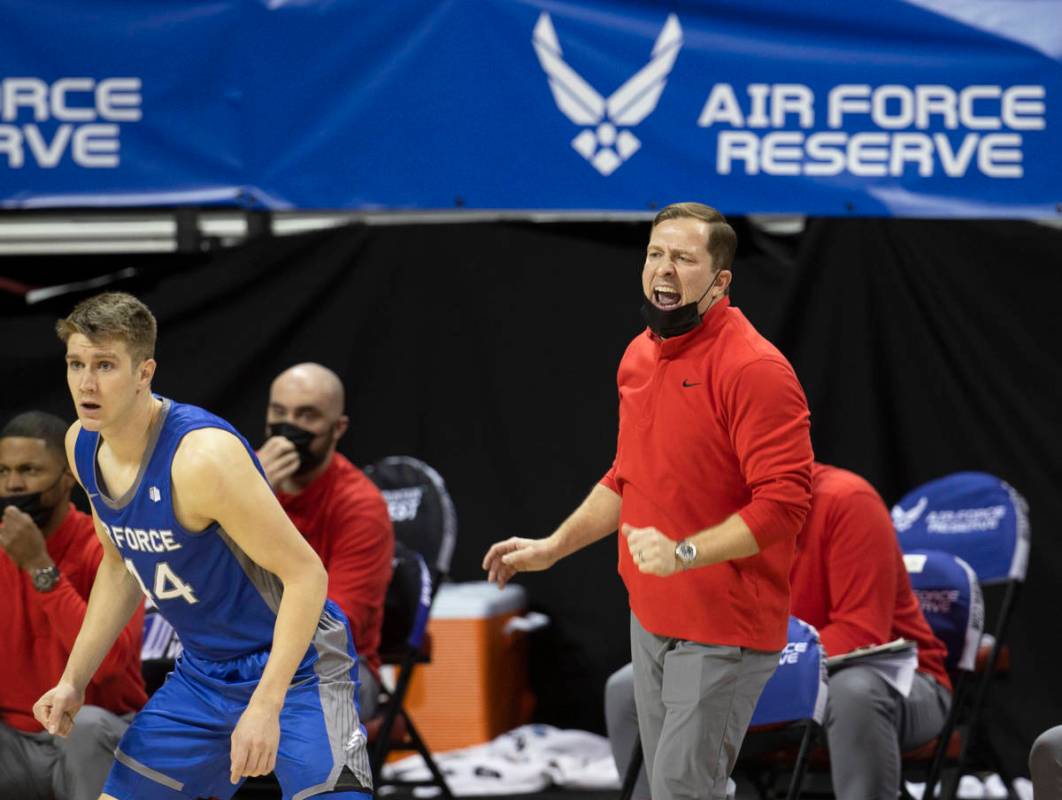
[80,402,101,412]
[652,287,682,309]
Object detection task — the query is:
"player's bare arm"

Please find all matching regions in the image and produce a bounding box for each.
[171,427,328,783]
[483,483,621,588]
[32,423,144,737]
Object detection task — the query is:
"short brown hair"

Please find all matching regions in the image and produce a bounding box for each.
[55,292,157,365]
[652,202,737,273]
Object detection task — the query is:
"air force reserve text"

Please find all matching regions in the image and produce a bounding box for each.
[699,83,1046,178]
[0,77,141,168]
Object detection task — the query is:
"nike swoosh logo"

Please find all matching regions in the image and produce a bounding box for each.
[682,380,701,388]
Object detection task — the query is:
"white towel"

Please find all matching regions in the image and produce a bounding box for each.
[381,724,621,795]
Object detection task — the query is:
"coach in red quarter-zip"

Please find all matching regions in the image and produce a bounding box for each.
[483,202,813,800]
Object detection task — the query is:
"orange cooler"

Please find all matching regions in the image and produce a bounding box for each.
[402,582,538,752]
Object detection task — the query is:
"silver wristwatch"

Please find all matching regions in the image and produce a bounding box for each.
[31,565,60,593]
[675,539,697,568]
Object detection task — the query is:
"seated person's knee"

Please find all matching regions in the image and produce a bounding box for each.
[827,666,893,714]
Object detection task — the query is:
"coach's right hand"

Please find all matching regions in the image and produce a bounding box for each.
[256,436,300,488]
[482,537,558,589]
[33,681,83,737]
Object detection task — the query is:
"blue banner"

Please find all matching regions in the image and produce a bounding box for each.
[1,1,1059,216]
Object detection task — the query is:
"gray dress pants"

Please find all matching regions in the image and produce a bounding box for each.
[630,612,779,800]
[824,665,951,800]
[0,705,131,800]
[1030,725,1062,800]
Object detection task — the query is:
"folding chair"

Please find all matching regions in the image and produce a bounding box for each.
[738,617,829,800]
[892,472,1027,799]
[364,456,458,798]
[619,616,828,800]
[900,550,985,799]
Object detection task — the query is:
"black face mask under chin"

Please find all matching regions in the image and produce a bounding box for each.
[3,473,65,529]
[267,422,328,476]
[641,274,719,339]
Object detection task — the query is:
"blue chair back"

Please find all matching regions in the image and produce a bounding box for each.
[891,472,1029,585]
[750,616,828,727]
[379,542,434,654]
[407,551,432,649]
[904,550,984,672]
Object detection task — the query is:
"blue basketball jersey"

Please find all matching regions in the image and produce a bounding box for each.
[75,397,313,664]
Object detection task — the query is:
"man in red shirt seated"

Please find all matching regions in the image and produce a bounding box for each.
[0,411,146,800]
[257,363,394,719]
[605,462,951,800]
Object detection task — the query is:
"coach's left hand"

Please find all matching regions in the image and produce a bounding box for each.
[230,701,281,784]
[622,524,679,577]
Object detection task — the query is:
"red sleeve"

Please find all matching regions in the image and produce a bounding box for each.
[600,377,623,495]
[38,532,144,682]
[36,574,94,655]
[324,494,394,650]
[816,489,898,656]
[729,358,814,549]
[599,457,619,494]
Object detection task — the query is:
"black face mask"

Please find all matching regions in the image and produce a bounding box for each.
[267,422,327,476]
[3,473,65,528]
[640,272,720,339]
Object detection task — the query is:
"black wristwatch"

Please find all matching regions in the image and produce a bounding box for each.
[31,565,61,593]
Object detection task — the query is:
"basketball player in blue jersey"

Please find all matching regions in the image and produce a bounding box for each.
[32,292,372,800]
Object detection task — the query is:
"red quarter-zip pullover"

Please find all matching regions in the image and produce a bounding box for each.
[602,298,813,651]
[0,504,146,732]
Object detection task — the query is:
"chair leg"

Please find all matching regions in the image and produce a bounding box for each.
[370,698,402,777]
[986,739,1019,800]
[924,677,967,800]
[943,718,1019,800]
[945,583,1021,800]
[371,646,420,777]
[942,720,977,800]
[402,709,455,800]
[924,742,947,799]
[619,738,644,800]
[785,721,817,800]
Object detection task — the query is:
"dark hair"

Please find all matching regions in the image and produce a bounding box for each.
[1,411,69,458]
[56,291,157,365]
[652,202,738,275]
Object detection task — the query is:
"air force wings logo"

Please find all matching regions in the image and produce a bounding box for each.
[892,496,928,533]
[532,12,683,176]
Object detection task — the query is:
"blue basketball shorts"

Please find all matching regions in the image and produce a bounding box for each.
[102,620,370,799]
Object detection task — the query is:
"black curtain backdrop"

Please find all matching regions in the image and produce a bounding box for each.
[2,217,1059,775]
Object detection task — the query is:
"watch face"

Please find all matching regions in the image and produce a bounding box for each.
[33,567,59,592]
[676,542,697,563]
